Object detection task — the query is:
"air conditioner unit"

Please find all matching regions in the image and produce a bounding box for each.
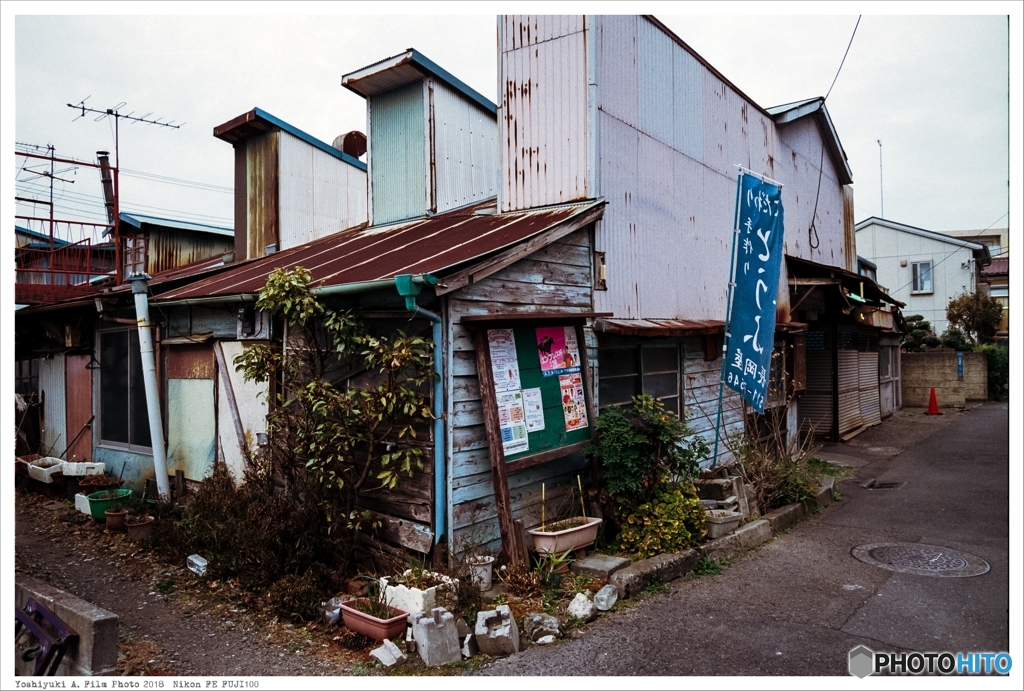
[237,305,271,340]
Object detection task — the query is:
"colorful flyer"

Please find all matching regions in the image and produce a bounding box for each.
[536,326,581,377]
[522,387,545,432]
[487,329,521,392]
[496,390,529,455]
[558,373,589,431]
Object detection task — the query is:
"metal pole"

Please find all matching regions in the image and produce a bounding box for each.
[877,139,884,218]
[712,172,745,468]
[128,274,171,500]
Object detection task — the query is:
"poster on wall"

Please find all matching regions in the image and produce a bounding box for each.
[522,388,545,431]
[558,373,589,431]
[536,326,581,377]
[487,328,521,392]
[496,390,529,455]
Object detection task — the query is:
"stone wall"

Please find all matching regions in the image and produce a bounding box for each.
[902,350,988,407]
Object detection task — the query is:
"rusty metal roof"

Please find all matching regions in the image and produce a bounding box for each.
[982,257,1008,276]
[594,318,725,337]
[155,199,604,301]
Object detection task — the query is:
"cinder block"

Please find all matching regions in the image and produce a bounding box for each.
[569,553,630,580]
[410,607,461,667]
[475,604,520,656]
[762,503,805,533]
[15,574,119,676]
[610,550,700,599]
[369,639,407,667]
[695,479,734,501]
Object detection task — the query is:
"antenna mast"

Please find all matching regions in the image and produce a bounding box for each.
[876,139,884,219]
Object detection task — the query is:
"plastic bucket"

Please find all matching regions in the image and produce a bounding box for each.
[87,489,132,521]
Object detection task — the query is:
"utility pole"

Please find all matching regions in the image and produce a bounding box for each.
[877,139,884,219]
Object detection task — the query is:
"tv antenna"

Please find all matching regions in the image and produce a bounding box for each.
[68,97,185,169]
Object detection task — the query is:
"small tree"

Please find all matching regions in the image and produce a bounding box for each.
[233,267,434,572]
[946,292,1002,345]
[939,327,974,352]
[902,314,940,352]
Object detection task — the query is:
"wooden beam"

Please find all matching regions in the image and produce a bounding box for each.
[788,278,840,286]
[506,441,591,474]
[214,342,248,454]
[368,511,434,554]
[472,329,525,566]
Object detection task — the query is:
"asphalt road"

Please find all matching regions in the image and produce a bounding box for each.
[476,402,1010,677]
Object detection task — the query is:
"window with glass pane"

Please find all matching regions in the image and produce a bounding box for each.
[98,330,151,447]
[911,261,932,293]
[599,344,680,413]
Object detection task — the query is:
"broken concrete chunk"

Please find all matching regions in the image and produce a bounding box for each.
[410,607,461,667]
[474,604,520,656]
[522,612,561,641]
[461,633,478,659]
[593,583,618,611]
[570,553,630,580]
[535,635,557,645]
[455,616,472,638]
[369,639,407,667]
[567,592,597,621]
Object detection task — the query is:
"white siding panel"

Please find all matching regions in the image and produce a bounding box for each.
[39,354,66,455]
[278,132,367,250]
[431,81,498,214]
[672,46,705,161]
[216,341,269,485]
[597,16,639,129]
[637,18,675,147]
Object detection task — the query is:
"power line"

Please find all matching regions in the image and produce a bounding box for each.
[119,167,233,194]
[825,16,861,102]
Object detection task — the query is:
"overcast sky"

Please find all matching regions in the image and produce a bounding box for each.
[6,5,1018,242]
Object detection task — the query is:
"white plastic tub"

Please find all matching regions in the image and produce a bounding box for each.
[27,457,65,483]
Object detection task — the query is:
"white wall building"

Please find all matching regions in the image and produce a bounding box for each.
[855,217,990,335]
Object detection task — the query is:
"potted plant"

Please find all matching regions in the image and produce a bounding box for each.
[704,509,742,539]
[527,479,603,556]
[124,498,155,540]
[535,549,573,589]
[379,562,458,615]
[339,580,408,641]
[87,488,131,522]
[104,491,129,532]
[79,472,121,495]
[467,554,495,592]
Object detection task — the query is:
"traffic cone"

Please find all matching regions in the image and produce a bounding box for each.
[926,387,942,416]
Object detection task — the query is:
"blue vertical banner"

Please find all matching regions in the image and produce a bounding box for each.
[724,173,785,414]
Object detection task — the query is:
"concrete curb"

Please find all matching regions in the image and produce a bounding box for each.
[699,519,772,562]
[15,573,119,676]
[762,503,806,533]
[610,550,700,599]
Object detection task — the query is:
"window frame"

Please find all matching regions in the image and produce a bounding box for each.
[598,341,682,415]
[911,260,933,294]
[94,326,153,454]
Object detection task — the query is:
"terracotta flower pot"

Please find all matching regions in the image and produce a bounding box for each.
[105,508,128,532]
[339,599,408,641]
[125,515,155,540]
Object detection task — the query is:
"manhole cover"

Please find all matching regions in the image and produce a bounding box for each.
[852,543,990,577]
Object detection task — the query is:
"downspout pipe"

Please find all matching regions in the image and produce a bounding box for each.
[128,274,171,500]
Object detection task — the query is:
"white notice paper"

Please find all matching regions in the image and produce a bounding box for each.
[496,390,529,455]
[487,329,521,392]
[523,388,545,432]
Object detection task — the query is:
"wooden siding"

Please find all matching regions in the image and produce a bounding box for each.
[64,353,93,463]
[681,336,741,468]
[246,131,279,259]
[447,228,595,557]
[164,342,215,380]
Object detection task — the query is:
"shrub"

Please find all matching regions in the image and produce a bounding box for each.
[617,482,706,559]
[978,343,1009,401]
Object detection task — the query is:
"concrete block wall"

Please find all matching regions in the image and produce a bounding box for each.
[902,350,987,407]
[15,574,119,676]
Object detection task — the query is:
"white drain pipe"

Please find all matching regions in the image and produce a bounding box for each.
[128,274,170,500]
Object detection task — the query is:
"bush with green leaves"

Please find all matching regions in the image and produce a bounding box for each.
[617,482,706,559]
[977,343,1009,401]
[229,267,435,574]
[939,327,974,352]
[586,395,709,552]
[903,314,940,351]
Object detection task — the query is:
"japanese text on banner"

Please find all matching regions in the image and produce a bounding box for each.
[724,173,785,414]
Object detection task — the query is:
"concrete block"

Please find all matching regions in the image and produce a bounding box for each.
[15,574,119,676]
[762,503,805,533]
[729,476,751,519]
[522,612,561,641]
[804,477,835,512]
[695,478,734,501]
[701,519,772,562]
[567,592,597,621]
[610,550,700,599]
[369,639,407,667]
[475,604,520,656]
[455,616,472,638]
[569,553,630,580]
[410,607,461,667]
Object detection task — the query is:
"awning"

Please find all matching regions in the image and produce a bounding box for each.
[786,255,905,308]
[594,318,725,337]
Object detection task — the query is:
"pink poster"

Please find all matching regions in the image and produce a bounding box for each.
[536,326,581,377]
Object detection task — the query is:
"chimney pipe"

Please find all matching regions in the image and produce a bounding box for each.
[96,151,116,225]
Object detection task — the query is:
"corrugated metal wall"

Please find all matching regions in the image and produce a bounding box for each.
[800,329,833,439]
[278,132,368,250]
[370,82,426,225]
[859,352,881,427]
[446,228,594,558]
[246,131,279,259]
[39,354,66,456]
[148,228,233,276]
[499,15,589,212]
[775,117,846,269]
[430,81,498,214]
